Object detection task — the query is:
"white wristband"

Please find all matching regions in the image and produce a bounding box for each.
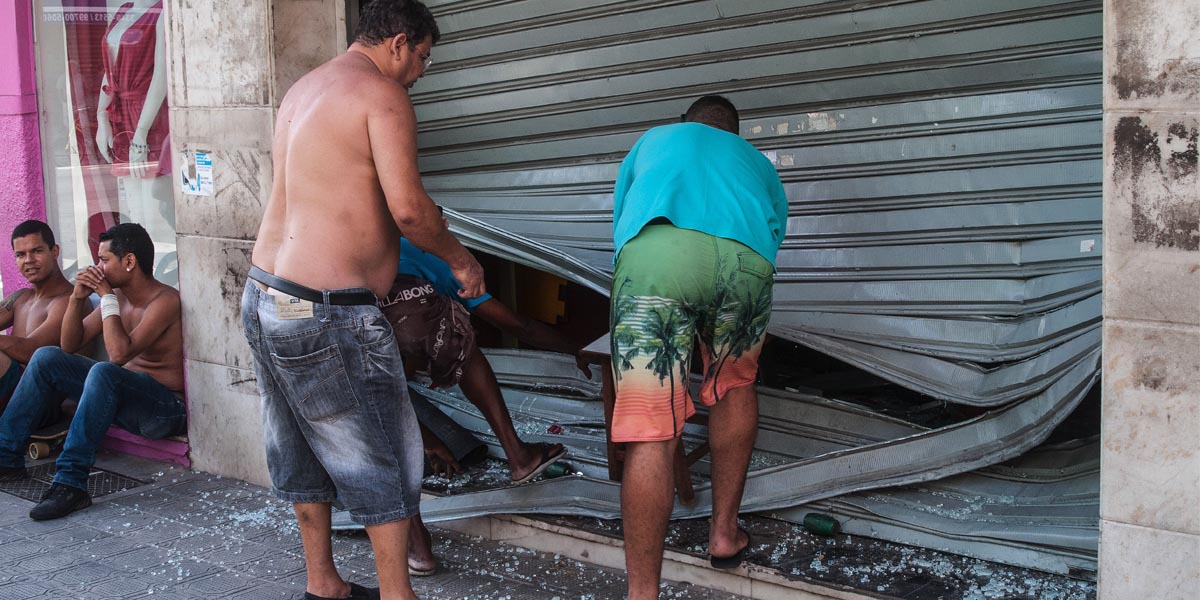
[100,294,120,320]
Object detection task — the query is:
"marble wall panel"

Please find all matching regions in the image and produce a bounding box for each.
[1105,0,1200,110]
[185,359,270,487]
[272,0,346,106]
[1103,112,1200,325]
[166,0,273,108]
[1101,321,1200,535]
[1099,520,1199,600]
[177,234,255,370]
[170,107,274,241]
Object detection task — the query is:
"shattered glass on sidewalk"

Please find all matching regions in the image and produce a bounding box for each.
[0,453,747,600]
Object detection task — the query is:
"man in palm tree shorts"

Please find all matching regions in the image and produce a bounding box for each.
[609,95,789,600]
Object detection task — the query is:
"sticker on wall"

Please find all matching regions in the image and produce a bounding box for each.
[179,150,214,196]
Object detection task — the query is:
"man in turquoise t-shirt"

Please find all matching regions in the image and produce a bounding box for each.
[609,96,788,599]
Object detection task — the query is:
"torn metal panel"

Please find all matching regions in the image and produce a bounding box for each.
[447,209,612,296]
[335,350,1100,576]
[780,329,1101,406]
[397,348,1097,521]
[780,438,1100,576]
[770,270,1101,316]
[773,236,1102,280]
[775,294,1101,362]
[418,350,930,476]
[396,0,1108,580]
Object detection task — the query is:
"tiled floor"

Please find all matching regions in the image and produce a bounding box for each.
[0,452,747,600]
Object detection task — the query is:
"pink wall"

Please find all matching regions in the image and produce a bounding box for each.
[0,2,46,298]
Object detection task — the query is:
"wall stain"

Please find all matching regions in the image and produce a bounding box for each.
[1113,117,1200,251]
[1112,50,1200,101]
[1166,122,1198,179]
[1110,1,1200,101]
[219,246,253,304]
[1132,355,1167,391]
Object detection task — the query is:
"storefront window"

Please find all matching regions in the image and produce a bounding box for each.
[33,0,176,287]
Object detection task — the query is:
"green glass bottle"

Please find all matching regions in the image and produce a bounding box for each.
[802,512,841,536]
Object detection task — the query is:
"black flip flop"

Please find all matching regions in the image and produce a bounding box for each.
[708,530,752,570]
[511,444,567,484]
[304,582,379,600]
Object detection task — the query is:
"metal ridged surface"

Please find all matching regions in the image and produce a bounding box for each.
[335,351,1100,577]
[419,0,1103,405]
[398,0,1105,580]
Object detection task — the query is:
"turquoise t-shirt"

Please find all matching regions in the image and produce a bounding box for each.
[398,238,492,311]
[612,122,788,265]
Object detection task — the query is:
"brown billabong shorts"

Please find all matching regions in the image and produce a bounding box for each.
[378,274,476,387]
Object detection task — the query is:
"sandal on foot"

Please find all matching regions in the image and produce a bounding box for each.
[709,530,752,570]
[304,582,378,600]
[511,443,567,485]
[409,560,438,577]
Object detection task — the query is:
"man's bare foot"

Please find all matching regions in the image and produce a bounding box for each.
[509,442,567,484]
[408,514,438,576]
[708,525,750,560]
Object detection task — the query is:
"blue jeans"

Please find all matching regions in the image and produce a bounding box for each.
[0,347,186,490]
[241,280,423,525]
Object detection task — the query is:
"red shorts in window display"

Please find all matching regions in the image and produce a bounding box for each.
[102,1,170,179]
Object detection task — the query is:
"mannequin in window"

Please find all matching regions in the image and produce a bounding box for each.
[94,0,174,283]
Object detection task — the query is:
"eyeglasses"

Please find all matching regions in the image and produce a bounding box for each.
[422,56,433,70]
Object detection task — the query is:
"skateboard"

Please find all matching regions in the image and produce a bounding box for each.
[27,419,69,461]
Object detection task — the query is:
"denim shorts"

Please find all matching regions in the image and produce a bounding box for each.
[241,280,423,525]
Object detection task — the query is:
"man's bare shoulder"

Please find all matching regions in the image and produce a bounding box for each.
[120,284,180,312]
[0,288,28,313]
[287,54,409,111]
[152,284,182,308]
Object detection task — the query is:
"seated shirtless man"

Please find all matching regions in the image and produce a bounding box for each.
[379,236,591,574]
[0,220,75,415]
[0,223,186,521]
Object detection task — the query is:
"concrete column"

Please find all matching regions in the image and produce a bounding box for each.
[1099,1,1200,598]
[0,3,46,296]
[166,0,345,486]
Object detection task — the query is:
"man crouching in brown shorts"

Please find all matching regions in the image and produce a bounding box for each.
[379,238,592,574]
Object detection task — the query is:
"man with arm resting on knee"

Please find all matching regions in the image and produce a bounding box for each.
[0,222,186,520]
[610,96,788,599]
[239,2,484,599]
[0,220,75,417]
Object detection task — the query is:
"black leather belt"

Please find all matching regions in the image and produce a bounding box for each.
[248,266,377,306]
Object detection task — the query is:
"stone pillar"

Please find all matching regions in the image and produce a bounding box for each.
[1099,1,1199,598]
[165,0,346,485]
[0,3,45,296]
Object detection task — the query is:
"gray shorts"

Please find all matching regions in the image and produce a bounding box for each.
[240,280,422,525]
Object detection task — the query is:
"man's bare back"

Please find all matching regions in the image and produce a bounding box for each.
[252,41,483,299]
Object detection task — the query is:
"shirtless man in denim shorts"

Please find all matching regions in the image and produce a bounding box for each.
[240,2,484,599]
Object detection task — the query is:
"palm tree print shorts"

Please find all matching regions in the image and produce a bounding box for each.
[610,224,774,442]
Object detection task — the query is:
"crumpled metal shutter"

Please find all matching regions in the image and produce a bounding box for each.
[415,0,1102,408]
